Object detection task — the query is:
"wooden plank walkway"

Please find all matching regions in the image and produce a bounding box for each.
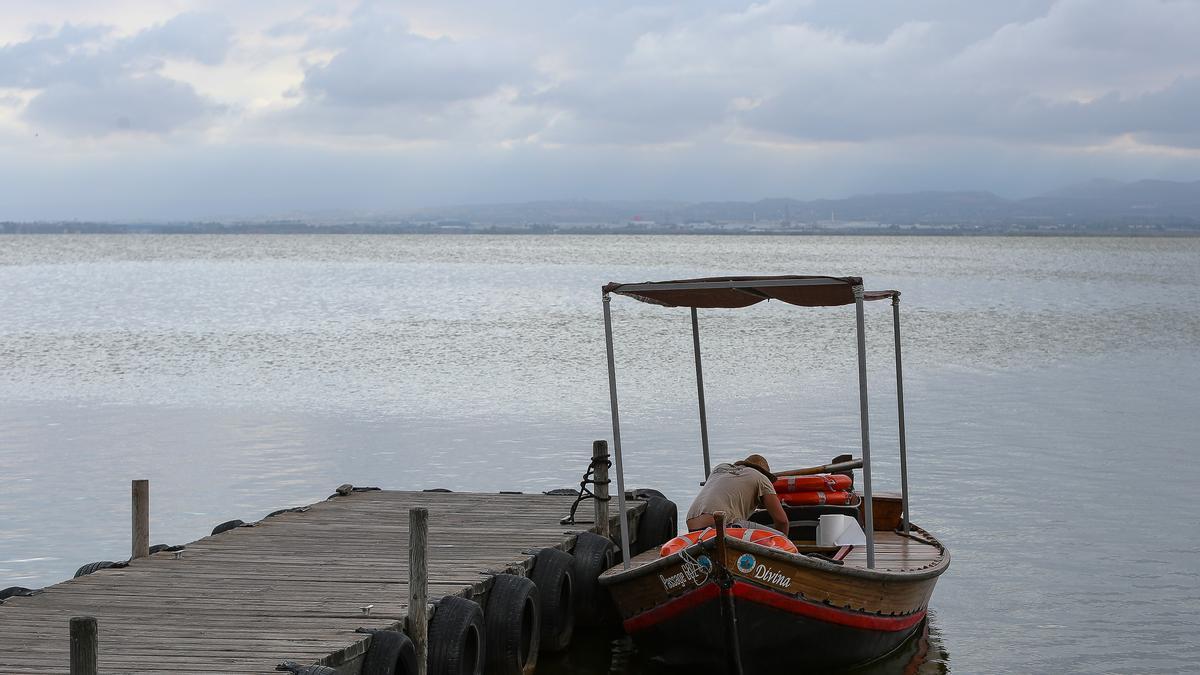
[0,490,643,674]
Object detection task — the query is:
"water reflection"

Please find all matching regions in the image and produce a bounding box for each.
[538,612,950,674]
[854,614,950,675]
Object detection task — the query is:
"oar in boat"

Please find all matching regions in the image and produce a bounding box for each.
[775,457,863,478]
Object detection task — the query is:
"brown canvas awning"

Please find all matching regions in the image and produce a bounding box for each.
[603,275,864,308]
[864,290,900,302]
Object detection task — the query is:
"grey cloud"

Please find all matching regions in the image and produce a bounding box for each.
[125,12,234,66]
[747,51,1200,147]
[949,0,1200,96]
[0,24,111,87]
[23,73,218,136]
[1,17,228,137]
[261,0,1200,149]
[5,0,1200,220]
[273,97,480,141]
[677,0,1200,147]
[265,18,313,39]
[265,6,539,142]
[530,74,732,144]
[301,21,527,107]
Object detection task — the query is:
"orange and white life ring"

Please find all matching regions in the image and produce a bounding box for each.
[772,474,853,494]
[659,527,799,557]
[778,491,857,506]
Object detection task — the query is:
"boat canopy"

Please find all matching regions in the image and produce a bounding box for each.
[603,275,863,308]
[601,274,912,572]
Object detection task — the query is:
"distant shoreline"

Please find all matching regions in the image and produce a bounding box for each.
[2,225,1198,237]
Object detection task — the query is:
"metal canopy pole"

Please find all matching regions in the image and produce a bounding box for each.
[691,307,712,478]
[892,295,910,534]
[603,293,633,569]
[853,286,876,569]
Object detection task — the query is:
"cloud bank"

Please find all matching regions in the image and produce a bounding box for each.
[1,0,1199,219]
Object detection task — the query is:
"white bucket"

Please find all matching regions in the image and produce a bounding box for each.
[817,514,867,547]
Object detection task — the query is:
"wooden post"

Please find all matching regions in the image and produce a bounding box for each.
[592,440,610,539]
[408,507,429,675]
[713,511,729,567]
[712,512,744,675]
[131,479,149,560]
[69,616,98,675]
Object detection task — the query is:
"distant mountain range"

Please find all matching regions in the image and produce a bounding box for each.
[405,179,1200,226]
[4,179,1199,234]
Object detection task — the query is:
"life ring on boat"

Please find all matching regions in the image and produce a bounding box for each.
[772,474,852,493]
[778,491,857,506]
[659,527,798,557]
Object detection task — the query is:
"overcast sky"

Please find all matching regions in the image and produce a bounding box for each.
[2,0,1199,220]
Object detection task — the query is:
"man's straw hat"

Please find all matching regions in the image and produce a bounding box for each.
[735,454,776,482]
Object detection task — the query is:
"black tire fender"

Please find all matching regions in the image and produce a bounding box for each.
[632,488,666,500]
[362,630,418,675]
[570,532,616,626]
[211,519,244,535]
[635,496,678,555]
[428,595,486,675]
[0,586,33,600]
[73,561,115,578]
[483,574,539,675]
[529,547,575,652]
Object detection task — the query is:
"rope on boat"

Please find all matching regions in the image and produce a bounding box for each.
[559,451,612,525]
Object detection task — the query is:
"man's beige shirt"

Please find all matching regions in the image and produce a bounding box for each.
[686,463,777,523]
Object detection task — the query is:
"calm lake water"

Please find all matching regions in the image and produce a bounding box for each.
[2,234,1199,673]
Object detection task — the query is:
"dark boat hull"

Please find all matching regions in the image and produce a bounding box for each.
[600,526,949,672]
[625,578,924,670]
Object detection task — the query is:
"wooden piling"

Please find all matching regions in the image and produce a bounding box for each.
[69,616,98,675]
[131,479,149,560]
[408,506,429,675]
[592,440,611,539]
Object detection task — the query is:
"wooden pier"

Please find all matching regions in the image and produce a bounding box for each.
[0,487,648,674]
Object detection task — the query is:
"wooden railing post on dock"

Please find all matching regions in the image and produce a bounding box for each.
[592,440,610,539]
[69,616,98,675]
[131,479,149,560]
[408,507,429,675]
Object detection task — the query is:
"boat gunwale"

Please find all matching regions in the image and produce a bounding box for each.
[600,523,949,585]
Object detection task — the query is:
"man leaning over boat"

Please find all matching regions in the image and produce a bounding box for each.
[685,454,789,535]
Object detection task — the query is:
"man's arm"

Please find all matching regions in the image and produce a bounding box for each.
[762,493,790,537]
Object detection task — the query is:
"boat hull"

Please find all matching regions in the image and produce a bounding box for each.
[625,578,924,670]
[600,528,948,671]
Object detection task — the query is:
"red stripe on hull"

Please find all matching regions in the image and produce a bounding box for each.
[730,581,925,632]
[623,582,720,634]
[624,580,924,635]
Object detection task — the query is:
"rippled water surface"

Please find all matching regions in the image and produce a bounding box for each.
[2,234,1199,673]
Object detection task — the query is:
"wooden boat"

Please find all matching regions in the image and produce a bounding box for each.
[594,275,950,672]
